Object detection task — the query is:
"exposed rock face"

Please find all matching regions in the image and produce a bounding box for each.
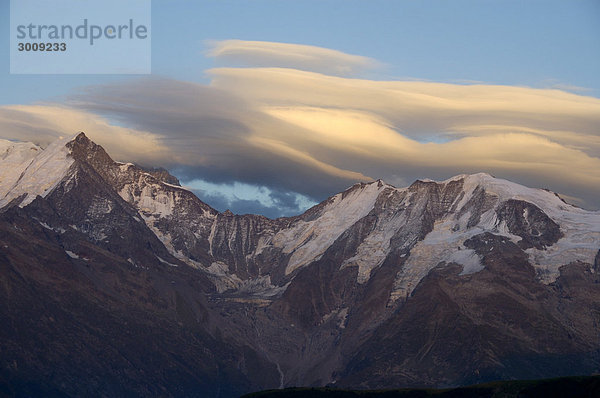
[497,199,563,249]
[1,133,599,396]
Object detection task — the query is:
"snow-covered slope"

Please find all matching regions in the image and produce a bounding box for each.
[461,173,600,283]
[273,181,388,275]
[0,139,41,203]
[0,135,76,208]
[0,138,40,165]
[387,173,600,300]
[453,173,600,278]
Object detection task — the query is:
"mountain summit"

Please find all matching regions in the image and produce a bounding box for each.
[1,133,599,397]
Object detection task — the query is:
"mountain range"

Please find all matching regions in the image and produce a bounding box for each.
[1,132,599,397]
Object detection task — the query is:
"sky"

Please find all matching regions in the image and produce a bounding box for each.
[1,0,599,217]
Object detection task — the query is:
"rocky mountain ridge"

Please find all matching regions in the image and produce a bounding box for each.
[1,132,599,397]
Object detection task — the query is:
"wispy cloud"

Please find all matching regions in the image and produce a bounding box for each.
[207,39,381,76]
[540,78,595,94]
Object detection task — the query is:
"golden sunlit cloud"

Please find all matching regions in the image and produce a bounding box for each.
[205,62,600,208]
[248,135,373,181]
[0,105,167,165]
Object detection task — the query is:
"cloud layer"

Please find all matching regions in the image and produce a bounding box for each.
[207,40,380,76]
[1,40,599,214]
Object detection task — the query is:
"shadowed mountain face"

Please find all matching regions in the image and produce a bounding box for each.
[1,133,599,397]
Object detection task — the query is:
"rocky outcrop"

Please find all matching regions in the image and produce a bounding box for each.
[497,199,563,249]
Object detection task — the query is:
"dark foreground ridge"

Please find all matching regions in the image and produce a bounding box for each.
[242,376,600,398]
